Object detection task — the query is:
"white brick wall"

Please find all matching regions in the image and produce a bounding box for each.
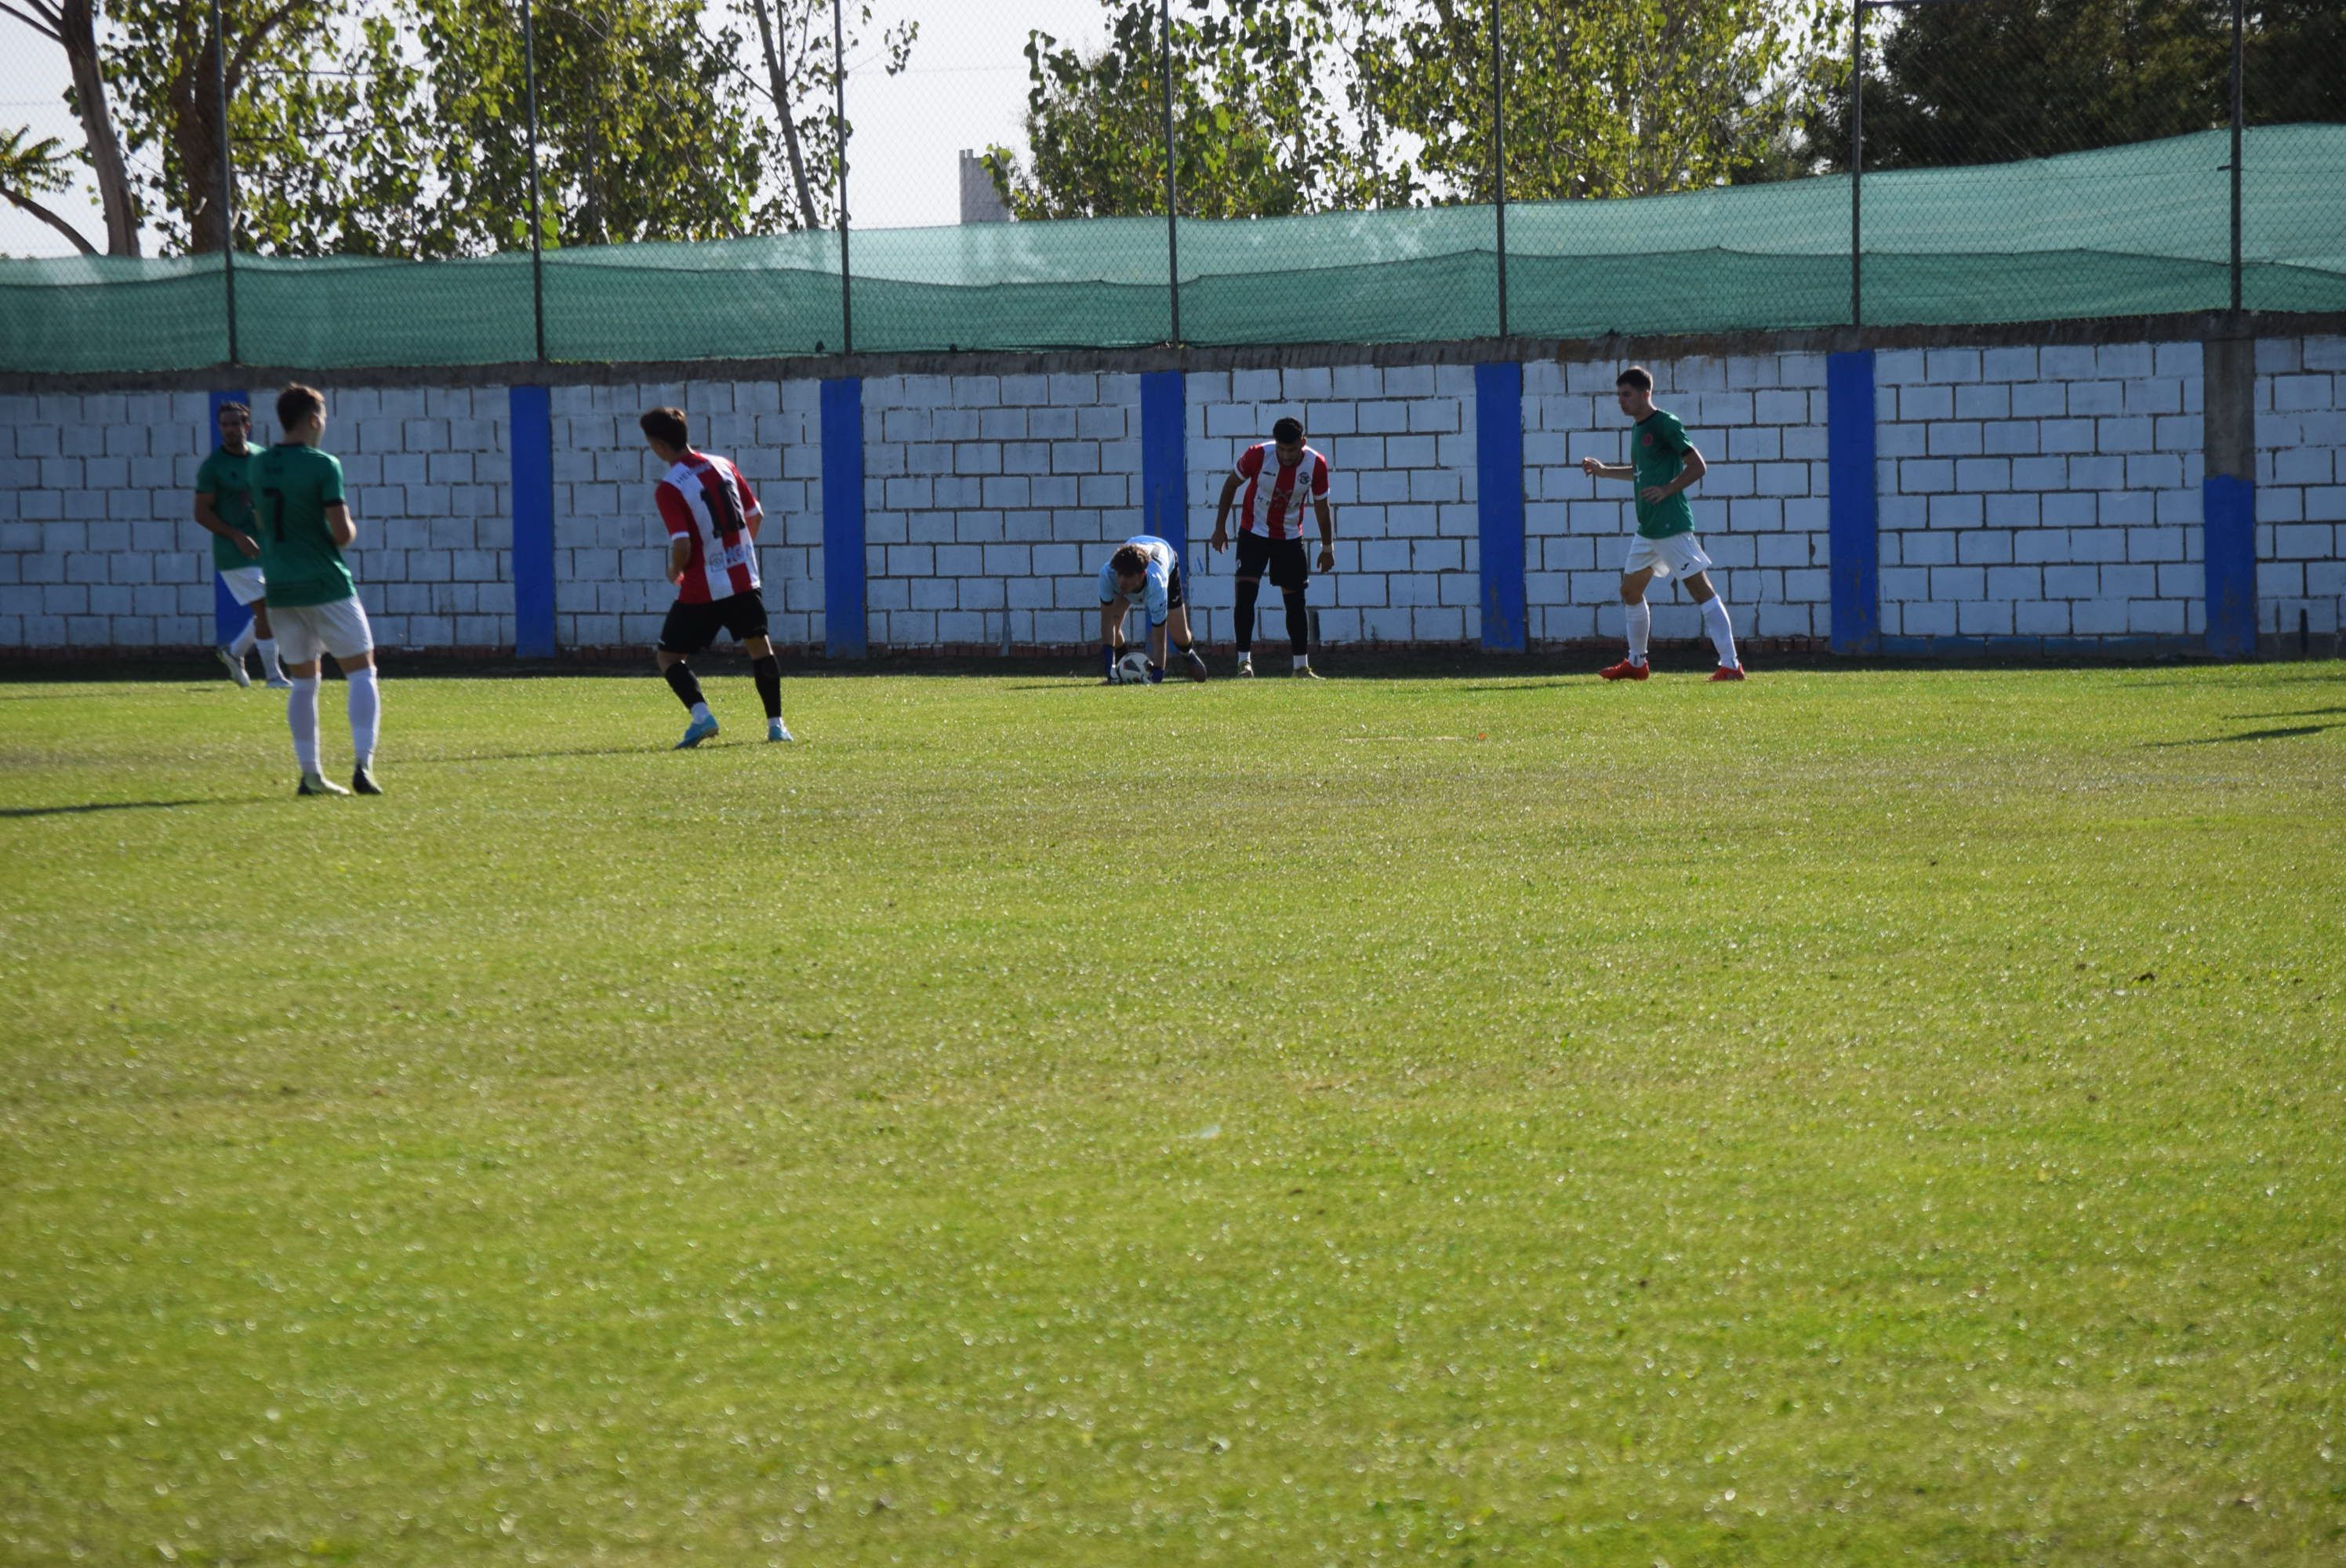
[1,337,2337,655]
[1527,352,1832,646]
[861,372,1140,649]
[1873,342,2208,643]
[2253,335,2346,638]
[1185,363,1481,647]
[550,378,825,649]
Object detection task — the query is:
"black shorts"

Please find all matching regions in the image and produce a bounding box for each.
[1236,531,1311,591]
[659,588,769,655]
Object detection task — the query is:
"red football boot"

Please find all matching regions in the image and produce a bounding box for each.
[1708,664,1747,681]
[1599,658,1650,681]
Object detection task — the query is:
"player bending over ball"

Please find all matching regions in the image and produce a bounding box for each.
[255,383,383,796]
[194,400,288,688]
[1582,365,1745,681]
[1098,535,1208,684]
[641,406,793,749]
[1210,415,1333,678]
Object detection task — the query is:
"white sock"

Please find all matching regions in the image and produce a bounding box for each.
[229,619,256,659]
[1625,601,1651,666]
[256,638,282,682]
[1292,654,1309,670]
[1701,597,1738,669]
[287,677,321,774]
[691,701,713,724]
[346,666,380,768]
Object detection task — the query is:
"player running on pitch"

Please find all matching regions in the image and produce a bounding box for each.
[641,406,792,748]
[1582,365,1745,681]
[194,400,288,688]
[1210,415,1334,677]
[1097,535,1208,684]
[254,383,383,796]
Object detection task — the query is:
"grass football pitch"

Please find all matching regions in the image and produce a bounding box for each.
[2,660,2343,1566]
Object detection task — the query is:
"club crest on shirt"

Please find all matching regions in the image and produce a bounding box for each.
[1641,433,1654,447]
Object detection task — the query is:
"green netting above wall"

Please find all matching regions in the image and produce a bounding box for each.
[3,127,2341,376]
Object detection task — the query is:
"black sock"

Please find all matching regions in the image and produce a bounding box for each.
[751,655,783,720]
[1233,578,1259,652]
[663,661,704,713]
[1284,590,1310,659]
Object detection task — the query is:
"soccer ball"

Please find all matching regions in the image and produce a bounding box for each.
[1114,650,1153,684]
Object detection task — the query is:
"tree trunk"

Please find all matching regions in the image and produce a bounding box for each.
[752,0,820,229]
[60,0,140,255]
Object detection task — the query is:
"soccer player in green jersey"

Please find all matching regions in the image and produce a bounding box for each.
[253,384,383,796]
[1581,365,1745,681]
[193,401,288,688]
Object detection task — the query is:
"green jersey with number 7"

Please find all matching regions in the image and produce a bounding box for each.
[252,442,356,608]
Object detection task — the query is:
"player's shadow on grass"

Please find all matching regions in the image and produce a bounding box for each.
[2227,706,2346,720]
[0,798,223,818]
[2145,723,2337,747]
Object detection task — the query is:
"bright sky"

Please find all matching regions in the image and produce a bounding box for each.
[0,0,1116,257]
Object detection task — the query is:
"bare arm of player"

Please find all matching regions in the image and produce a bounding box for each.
[1579,457,1635,481]
[325,502,355,549]
[1149,617,1169,670]
[194,492,260,558]
[1314,495,1337,573]
[1641,445,1705,506]
[1210,472,1244,551]
[669,533,693,585]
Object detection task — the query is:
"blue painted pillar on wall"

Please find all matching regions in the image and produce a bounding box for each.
[1139,371,1186,559]
[2203,336,2257,659]
[821,376,867,659]
[1474,361,1526,652]
[1825,350,1880,655]
[2203,477,2257,657]
[508,385,557,658]
[209,389,250,648]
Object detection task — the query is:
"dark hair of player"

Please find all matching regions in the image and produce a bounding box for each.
[1271,416,1304,444]
[1110,543,1149,578]
[1616,366,1654,392]
[217,401,249,422]
[276,383,324,429]
[640,406,690,448]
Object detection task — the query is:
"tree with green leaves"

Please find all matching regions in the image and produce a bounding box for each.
[0,125,91,253]
[737,0,915,230]
[2,0,915,260]
[983,0,1387,220]
[2,0,143,252]
[983,0,1837,219]
[1823,0,2344,172]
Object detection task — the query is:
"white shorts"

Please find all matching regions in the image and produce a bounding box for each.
[1622,532,1714,580]
[219,564,267,605]
[271,597,374,665]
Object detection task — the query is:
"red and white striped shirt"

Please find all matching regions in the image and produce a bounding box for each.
[656,451,763,604]
[1233,443,1331,540]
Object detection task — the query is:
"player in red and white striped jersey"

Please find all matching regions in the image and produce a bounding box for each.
[641,406,792,748]
[1209,416,1335,677]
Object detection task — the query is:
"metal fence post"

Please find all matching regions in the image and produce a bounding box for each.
[1491,0,1507,339]
[1850,1,1865,332]
[521,0,547,361]
[2229,0,2243,314]
[833,0,852,356]
[1160,0,1180,345]
[208,0,239,365]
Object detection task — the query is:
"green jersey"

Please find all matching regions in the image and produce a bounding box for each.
[195,445,258,573]
[1631,408,1697,539]
[252,443,355,608]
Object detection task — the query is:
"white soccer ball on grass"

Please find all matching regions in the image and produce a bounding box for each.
[1114,650,1154,684]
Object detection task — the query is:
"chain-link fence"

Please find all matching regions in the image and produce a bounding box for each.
[2,0,2342,373]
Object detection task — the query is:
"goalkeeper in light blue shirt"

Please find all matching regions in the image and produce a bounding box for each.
[1096,535,1208,684]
